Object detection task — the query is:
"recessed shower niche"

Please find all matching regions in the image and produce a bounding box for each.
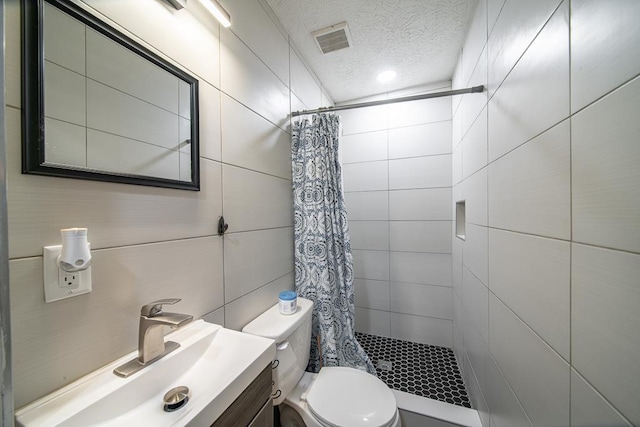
[456,200,466,240]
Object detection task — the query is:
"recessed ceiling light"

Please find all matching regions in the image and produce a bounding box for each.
[377,70,396,83]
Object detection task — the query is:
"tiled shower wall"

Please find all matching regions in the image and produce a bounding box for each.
[5,0,329,408]
[340,84,454,348]
[452,0,640,426]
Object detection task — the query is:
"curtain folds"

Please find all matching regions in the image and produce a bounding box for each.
[291,113,375,375]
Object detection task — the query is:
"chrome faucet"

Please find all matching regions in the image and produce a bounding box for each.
[114,298,193,378]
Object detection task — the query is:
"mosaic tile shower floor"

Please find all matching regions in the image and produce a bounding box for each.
[356,332,472,408]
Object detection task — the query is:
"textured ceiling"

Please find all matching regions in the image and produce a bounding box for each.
[265,0,478,103]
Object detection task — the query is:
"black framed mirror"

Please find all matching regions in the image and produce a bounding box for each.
[22,0,200,190]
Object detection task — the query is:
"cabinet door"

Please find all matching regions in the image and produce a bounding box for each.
[211,364,272,427]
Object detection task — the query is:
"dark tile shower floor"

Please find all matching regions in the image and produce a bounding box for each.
[356,332,472,408]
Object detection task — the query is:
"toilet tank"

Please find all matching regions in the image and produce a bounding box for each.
[242,297,313,405]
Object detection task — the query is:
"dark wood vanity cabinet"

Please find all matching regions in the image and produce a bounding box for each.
[211,364,273,427]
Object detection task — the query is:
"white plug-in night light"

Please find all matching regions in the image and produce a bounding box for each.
[57,228,92,272]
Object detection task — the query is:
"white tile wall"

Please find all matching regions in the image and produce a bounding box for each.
[219,0,289,85]
[355,307,391,337]
[290,49,322,109]
[462,224,488,285]
[462,167,487,226]
[388,121,452,159]
[462,107,487,180]
[463,312,489,394]
[461,47,488,135]
[487,0,562,95]
[387,96,451,129]
[570,0,640,113]
[340,103,388,135]
[389,252,452,288]
[223,227,293,303]
[462,267,488,344]
[341,131,388,164]
[460,0,487,87]
[488,229,570,360]
[456,2,640,427]
[572,244,640,425]
[390,283,453,320]
[571,369,633,427]
[486,355,533,427]
[389,188,451,221]
[198,82,222,162]
[344,191,389,221]
[390,313,452,348]
[352,249,390,281]
[349,221,389,251]
[222,165,293,232]
[488,120,571,240]
[343,161,388,192]
[389,155,452,189]
[489,295,570,427]
[354,279,390,311]
[572,76,640,254]
[220,30,289,129]
[223,273,293,332]
[488,2,569,162]
[221,94,290,179]
[389,221,452,253]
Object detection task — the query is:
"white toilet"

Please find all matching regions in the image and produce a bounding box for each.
[242,297,401,427]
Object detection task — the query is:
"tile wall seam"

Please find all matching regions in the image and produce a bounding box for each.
[221,162,293,182]
[386,119,392,335]
[346,186,453,194]
[219,14,226,325]
[570,71,640,117]
[487,117,571,167]
[342,119,452,138]
[460,103,488,150]
[488,0,566,102]
[343,152,453,166]
[488,287,570,364]
[223,225,293,235]
[388,281,453,290]
[486,349,535,427]
[219,91,289,134]
[567,4,573,423]
[570,367,636,427]
[223,270,293,305]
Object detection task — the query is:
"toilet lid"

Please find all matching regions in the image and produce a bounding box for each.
[306,367,397,427]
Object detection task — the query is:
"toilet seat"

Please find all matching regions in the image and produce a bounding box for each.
[305,367,398,427]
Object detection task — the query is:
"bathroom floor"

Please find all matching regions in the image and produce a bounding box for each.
[356,332,471,408]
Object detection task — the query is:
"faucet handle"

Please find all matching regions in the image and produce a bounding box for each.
[141,298,181,317]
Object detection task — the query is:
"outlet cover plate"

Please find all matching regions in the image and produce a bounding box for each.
[44,245,92,303]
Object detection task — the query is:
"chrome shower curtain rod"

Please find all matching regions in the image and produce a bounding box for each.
[291,85,485,117]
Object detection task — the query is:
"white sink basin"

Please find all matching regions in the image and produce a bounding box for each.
[15,320,276,426]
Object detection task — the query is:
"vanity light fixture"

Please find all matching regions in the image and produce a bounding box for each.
[196,0,231,27]
[163,0,231,28]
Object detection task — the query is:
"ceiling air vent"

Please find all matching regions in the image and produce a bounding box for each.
[312,22,352,54]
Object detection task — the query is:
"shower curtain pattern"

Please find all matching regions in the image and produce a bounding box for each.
[291,113,375,375]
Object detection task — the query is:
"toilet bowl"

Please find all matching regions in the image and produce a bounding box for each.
[281,368,400,427]
[242,297,400,427]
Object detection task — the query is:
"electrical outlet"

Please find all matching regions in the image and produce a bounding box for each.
[58,269,80,289]
[44,245,92,303]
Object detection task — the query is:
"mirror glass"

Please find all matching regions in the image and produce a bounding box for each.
[22,0,200,190]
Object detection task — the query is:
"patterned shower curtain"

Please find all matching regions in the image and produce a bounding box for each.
[291,113,376,375]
